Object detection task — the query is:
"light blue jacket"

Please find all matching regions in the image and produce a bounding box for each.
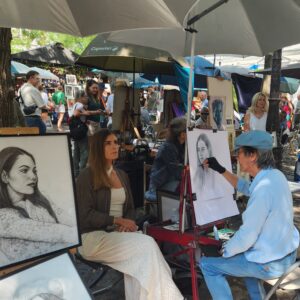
[223,168,299,263]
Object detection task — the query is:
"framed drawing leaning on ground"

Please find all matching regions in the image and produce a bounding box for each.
[0,134,80,270]
[0,252,92,299]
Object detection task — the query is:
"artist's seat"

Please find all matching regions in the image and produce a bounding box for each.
[263,259,300,300]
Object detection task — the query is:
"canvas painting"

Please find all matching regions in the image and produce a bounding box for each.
[209,96,226,130]
[0,252,92,299]
[65,85,73,99]
[66,74,77,85]
[0,135,80,269]
[187,129,239,225]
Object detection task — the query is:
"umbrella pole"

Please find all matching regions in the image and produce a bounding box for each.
[185,28,196,165]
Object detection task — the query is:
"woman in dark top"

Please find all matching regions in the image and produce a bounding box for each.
[145,117,186,201]
[85,80,104,134]
[76,129,183,300]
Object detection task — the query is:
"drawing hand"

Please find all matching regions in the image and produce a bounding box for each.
[206,157,226,174]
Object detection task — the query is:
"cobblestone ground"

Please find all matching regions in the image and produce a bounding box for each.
[75,151,300,300]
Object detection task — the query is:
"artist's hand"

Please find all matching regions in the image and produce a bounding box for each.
[114,217,138,232]
[206,157,226,174]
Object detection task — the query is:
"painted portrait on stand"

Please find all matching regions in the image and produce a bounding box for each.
[209,96,226,130]
[0,135,80,269]
[187,129,238,225]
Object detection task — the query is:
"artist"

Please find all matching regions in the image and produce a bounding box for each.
[199,130,299,300]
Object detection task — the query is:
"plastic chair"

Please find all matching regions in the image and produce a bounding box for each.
[264,259,300,300]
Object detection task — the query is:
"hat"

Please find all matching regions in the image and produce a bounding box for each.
[234,130,273,151]
[170,117,186,136]
[98,82,106,90]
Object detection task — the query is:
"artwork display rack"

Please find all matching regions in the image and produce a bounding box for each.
[146,164,223,300]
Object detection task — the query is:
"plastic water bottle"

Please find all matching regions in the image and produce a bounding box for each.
[294,154,300,182]
[213,225,220,240]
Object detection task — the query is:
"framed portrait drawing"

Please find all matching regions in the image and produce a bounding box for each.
[209,96,226,130]
[66,74,77,85]
[187,129,239,225]
[72,85,81,99]
[65,85,74,99]
[0,252,92,299]
[0,134,80,270]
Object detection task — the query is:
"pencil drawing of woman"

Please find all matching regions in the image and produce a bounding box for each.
[192,133,223,201]
[0,147,78,266]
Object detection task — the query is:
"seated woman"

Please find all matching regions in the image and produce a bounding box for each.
[145,117,186,201]
[0,147,77,266]
[76,129,183,300]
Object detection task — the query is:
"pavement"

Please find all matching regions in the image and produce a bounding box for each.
[67,131,299,299]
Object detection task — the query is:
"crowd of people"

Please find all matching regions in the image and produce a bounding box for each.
[8,69,300,299]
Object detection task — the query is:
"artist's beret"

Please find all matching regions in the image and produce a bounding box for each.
[234,130,273,151]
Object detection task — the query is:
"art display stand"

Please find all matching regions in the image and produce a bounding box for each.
[146,165,223,300]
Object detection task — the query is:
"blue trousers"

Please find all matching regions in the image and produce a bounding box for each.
[199,251,296,300]
[25,116,46,135]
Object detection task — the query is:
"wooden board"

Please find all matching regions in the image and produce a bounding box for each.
[0,127,39,135]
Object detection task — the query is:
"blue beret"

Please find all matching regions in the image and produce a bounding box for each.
[234,130,273,150]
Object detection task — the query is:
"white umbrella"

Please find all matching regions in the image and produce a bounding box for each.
[0,0,197,36]
[30,67,59,81]
[109,0,300,57]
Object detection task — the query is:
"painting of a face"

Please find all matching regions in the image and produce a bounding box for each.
[3,154,37,196]
[212,100,223,129]
[197,139,209,164]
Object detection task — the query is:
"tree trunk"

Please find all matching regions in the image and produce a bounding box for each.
[261,54,272,96]
[0,28,14,127]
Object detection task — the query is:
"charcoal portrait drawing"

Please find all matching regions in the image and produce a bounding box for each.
[0,136,79,269]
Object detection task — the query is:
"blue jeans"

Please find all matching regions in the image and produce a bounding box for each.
[72,137,88,177]
[200,251,297,300]
[25,116,46,135]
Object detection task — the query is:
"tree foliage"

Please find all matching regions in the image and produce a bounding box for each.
[11,29,94,54]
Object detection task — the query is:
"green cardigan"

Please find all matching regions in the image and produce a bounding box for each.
[76,167,135,234]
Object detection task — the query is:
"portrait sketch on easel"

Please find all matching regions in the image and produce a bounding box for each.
[187,129,239,225]
[209,96,226,130]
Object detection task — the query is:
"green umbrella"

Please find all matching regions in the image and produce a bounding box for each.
[280,77,300,94]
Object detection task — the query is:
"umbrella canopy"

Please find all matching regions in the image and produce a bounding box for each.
[185,56,223,77]
[256,63,300,80]
[12,43,79,67]
[0,0,196,36]
[76,34,175,75]
[30,67,59,81]
[11,60,30,75]
[280,77,300,94]
[109,0,300,56]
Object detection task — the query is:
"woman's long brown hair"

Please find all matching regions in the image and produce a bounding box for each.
[88,129,115,190]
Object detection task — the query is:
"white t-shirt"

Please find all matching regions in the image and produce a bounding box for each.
[106,94,114,127]
[71,102,86,122]
[19,83,44,116]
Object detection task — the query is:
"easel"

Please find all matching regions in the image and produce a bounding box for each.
[0,127,77,278]
[147,161,223,300]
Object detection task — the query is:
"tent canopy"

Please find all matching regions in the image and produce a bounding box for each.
[12,43,79,66]
[11,60,30,75]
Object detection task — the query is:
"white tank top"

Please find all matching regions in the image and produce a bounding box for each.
[109,187,126,217]
[249,112,267,131]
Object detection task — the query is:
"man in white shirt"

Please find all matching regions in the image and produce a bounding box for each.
[106,91,114,129]
[19,71,49,134]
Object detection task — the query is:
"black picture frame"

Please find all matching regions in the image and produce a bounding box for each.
[0,251,92,299]
[156,189,190,229]
[0,134,81,270]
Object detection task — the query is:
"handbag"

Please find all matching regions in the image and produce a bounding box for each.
[17,91,37,116]
[69,116,88,140]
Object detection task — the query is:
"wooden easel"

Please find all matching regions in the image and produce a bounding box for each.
[0,127,76,277]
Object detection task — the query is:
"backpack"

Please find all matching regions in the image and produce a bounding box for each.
[69,116,88,140]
